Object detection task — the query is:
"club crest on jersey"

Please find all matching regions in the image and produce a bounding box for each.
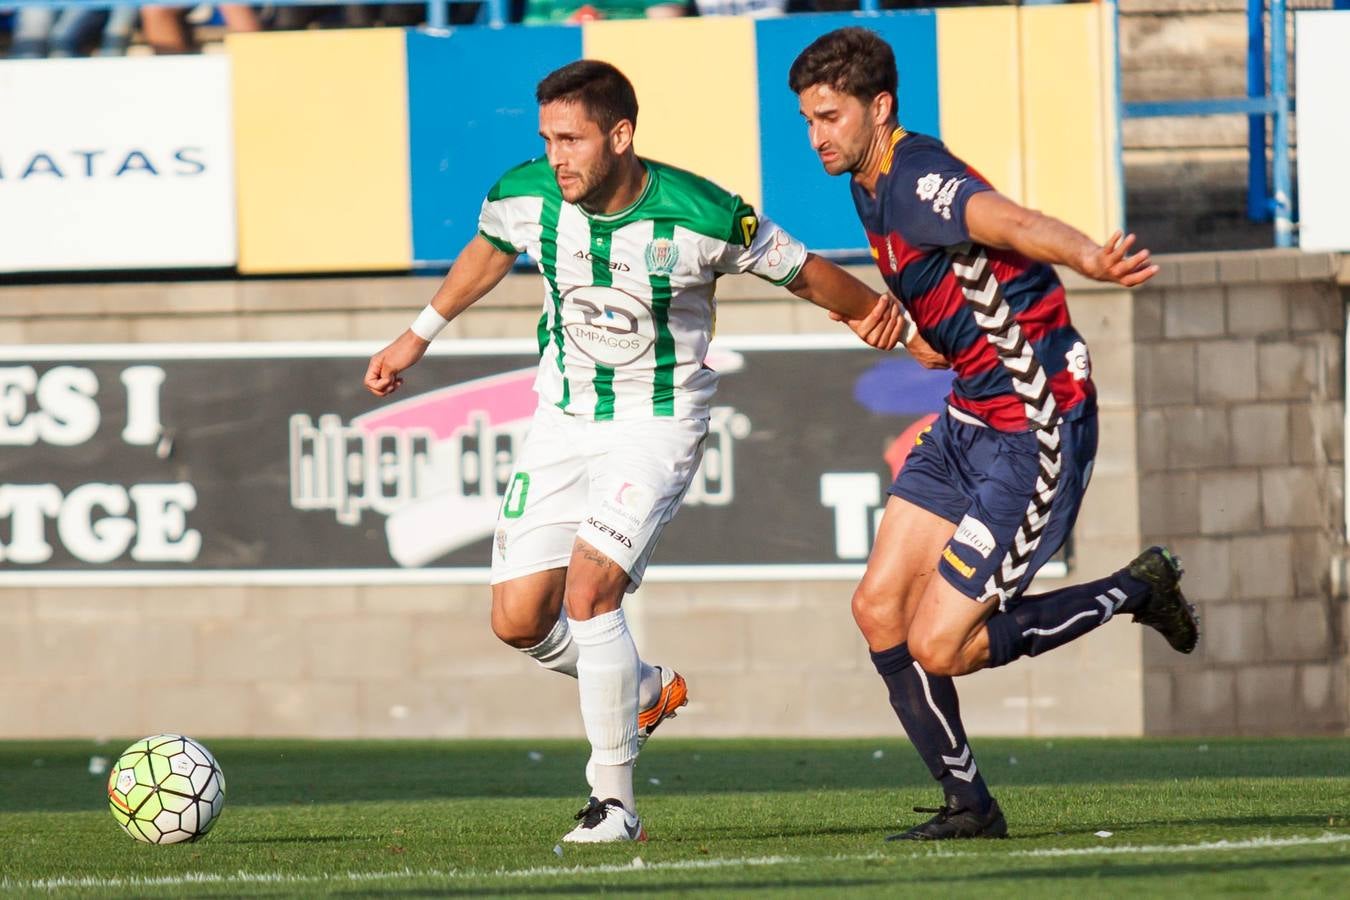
[916,173,942,201]
[644,238,679,277]
[1066,340,1091,381]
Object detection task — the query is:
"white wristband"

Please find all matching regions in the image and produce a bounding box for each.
[410,304,450,342]
[898,306,918,345]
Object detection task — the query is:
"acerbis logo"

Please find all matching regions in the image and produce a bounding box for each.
[586,517,634,549]
[561,285,657,367]
[0,148,208,181]
[573,249,631,273]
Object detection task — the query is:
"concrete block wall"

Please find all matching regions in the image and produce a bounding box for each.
[1133,251,1348,735]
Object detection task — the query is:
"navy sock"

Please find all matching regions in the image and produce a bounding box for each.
[987,570,1150,668]
[870,642,993,813]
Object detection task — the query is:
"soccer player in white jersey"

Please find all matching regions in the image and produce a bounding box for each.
[364,59,933,843]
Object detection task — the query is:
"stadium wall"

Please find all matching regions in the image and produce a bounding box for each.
[0,270,1142,739]
[1,251,1345,739]
[1133,252,1350,736]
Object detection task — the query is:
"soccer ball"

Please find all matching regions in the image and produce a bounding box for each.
[106,734,225,843]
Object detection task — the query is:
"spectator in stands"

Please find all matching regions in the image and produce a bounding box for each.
[693,0,785,16]
[140,4,261,54]
[9,4,137,58]
[522,0,686,25]
[265,4,434,31]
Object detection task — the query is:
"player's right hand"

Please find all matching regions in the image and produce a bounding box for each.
[364,331,429,397]
[830,293,904,351]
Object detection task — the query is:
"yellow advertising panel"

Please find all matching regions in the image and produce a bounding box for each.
[1018,4,1118,241]
[229,29,411,274]
[936,6,1024,202]
[584,18,761,209]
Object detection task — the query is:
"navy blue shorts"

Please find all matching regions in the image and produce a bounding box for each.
[890,410,1098,608]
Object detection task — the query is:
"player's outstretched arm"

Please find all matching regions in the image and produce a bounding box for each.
[364,235,518,397]
[787,254,948,364]
[964,191,1160,288]
[785,253,904,350]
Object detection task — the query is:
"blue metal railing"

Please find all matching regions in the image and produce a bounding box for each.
[3,0,507,30]
[1119,0,1295,247]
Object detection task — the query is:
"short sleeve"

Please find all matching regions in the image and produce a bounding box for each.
[890,145,993,250]
[477,197,525,255]
[714,201,808,286]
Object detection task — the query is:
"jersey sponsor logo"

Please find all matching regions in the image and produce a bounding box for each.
[602,480,655,531]
[954,515,996,559]
[561,286,657,367]
[762,230,804,283]
[644,238,679,277]
[915,173,965,221]
[738,214,758,247]
[586,516,634,549]
[942,545,976,579]
[1065,341,1091,381]
[572,249,631,272]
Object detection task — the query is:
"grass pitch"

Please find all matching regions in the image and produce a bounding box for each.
[1,737,1346,896]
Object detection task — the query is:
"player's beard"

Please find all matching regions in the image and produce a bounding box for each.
[569,151,623,211]
[831,135,872,177]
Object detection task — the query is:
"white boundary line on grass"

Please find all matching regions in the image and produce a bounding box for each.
[1005,833,1350,858]
[4,834,1346,892]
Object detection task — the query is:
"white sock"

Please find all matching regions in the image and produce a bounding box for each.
[521,613,661,703]
[570,608,638,810]
[638,662,662,711]
[521,611,578,676]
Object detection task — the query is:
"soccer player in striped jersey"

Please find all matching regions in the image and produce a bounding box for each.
[790,28,1200,841]
[365,59,932,843]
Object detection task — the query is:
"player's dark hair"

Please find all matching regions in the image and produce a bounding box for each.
[788,27,898,109]
[536,60,639,133]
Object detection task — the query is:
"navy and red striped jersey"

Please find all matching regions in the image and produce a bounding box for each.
[851,129,1096,432]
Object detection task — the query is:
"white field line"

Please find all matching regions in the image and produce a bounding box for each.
[1005,832,1350,858]
[3,834,1347,892]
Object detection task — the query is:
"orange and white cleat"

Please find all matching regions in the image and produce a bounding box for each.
[637,667,688,751]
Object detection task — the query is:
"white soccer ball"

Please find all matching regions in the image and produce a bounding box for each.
[106,734,226,843]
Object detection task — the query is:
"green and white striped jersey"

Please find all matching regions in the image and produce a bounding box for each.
[478,157,807,421]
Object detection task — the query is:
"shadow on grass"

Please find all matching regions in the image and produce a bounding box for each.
[701,813,1340,843]
[4,737,1348,812]
[213,834,354,845]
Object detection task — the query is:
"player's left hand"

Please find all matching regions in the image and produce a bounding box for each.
[1082,230,1159,287]
[830,293,904,351]
[905,331,950,369]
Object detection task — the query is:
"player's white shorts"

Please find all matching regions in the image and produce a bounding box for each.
[490,404,709,592]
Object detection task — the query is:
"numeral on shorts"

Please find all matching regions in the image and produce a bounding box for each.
[503,473,530,519]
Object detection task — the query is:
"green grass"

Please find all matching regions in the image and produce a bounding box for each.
[1,737,1347,897]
